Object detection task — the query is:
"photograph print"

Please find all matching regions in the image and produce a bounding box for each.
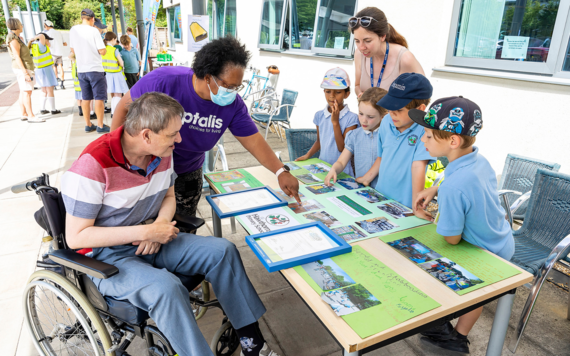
[419,258,484,292]
[288,199,325,214]
[285,162,301,170]
[321,284,381,316]
[301,258,356,291]
[336,177,366,190]
[303,163,330,175]
[355,189,388,203]
[356,217,399,234]
[297,173,323,184]
[305,184,339,195]
[378,202,414,219]
[303,211,342,228]
[331,225,367,242]
[387,237,443,263]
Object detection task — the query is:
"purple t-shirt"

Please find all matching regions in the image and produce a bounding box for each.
[131,67,258,174]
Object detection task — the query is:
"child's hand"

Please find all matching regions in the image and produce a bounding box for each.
[295,154,309,162]
[355,176,371,187]
[414,185,438,211]
[414,208,434,222]
[324,171,337,186]
[331,100,340,124]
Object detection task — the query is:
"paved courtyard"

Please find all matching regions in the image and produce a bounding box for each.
[1,59,570,356]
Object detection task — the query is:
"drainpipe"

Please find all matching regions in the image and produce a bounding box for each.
[117,0,126,35]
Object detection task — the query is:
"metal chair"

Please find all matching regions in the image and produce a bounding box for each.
[498,154,561,221]
[505,169,570,353]
[285,128,320,161]
[251,89,298,141]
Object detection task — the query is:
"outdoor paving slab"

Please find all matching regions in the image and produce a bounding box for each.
[15,325,36,356]
[0,249,38,300]
[0,297,24,356]
[238,246,289,295]
[1,219,43,257]
[0,195,42,224]
[260,287,342,356]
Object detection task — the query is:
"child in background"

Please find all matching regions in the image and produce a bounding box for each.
[359,73,433,212]
[324,87,388,187]
[295,68,359,176]
[119,35,142,89]
[29,32,60,118]
[69,52,95,120]
[102,32,129,117]
[412,96,514,353]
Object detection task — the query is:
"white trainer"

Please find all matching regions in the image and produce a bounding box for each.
[240,343,279,356]
[27,117,46,123]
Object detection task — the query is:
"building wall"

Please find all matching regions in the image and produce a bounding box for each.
[169,0,570,174]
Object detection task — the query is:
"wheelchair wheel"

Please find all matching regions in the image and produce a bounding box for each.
[191,280,210,321]
[210,321,240,356]
[23,270,114,356]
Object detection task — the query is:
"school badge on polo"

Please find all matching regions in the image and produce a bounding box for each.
[408,134,418,146]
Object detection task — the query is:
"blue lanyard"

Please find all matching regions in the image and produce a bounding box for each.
[370,42,389,88]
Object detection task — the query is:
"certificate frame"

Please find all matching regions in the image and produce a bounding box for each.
[206,186,288,219]
[246,222,352,273]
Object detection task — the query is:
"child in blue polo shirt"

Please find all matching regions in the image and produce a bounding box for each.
[295,67,359,176]
[323,87,388,187]
[411,96,514,353]
[359,73,434,211]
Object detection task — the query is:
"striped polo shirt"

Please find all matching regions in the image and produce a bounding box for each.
[61,126,177,227]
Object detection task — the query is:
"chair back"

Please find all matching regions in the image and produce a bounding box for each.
[35,190,68,249]
[285,129,320,161]
[514,169,570,251]
[273,89,298,120]
[498,154,561,219]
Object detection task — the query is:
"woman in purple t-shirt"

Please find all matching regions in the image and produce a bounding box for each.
[111,37,300,224]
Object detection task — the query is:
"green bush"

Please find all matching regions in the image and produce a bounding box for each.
[62,0,102,29]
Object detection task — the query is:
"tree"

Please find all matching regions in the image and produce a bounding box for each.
[9,0,65,29]
[62,0,103,29]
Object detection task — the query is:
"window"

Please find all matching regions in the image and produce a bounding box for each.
[208,0,237,40]
[167,5,182,48]
[446,0,570,77]
[258,0,358,57]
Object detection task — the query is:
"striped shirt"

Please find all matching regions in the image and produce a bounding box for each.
[61,126,177,227]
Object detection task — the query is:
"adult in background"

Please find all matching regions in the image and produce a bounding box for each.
[126,27,139,50]
[119,34,141,89]
[111,37,301,223]
[43,20,67,89]
[28,32,61,116]
[6,18,41,122]
[351,7,424,97]
[69,8,110,133]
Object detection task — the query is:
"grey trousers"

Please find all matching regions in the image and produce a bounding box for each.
[91,233,266,355]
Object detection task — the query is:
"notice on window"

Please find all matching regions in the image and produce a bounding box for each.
[501,36,529,59]
[188,15,209,52]
[334,37,344,49]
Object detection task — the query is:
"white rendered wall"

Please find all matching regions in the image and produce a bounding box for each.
[171,0,570,174]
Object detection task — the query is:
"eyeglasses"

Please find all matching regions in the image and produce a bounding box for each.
[348,16,378,28]
[212,76,244,93]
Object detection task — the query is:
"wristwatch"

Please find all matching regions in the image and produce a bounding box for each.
[276,165,290,178]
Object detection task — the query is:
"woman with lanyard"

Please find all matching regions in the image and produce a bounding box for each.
[351,7,424,96]
[111,37,300,226]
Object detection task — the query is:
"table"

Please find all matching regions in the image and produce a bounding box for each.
[205,166,534,356]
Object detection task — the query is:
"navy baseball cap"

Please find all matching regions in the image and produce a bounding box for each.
[81,8,95,17]
[94,18,107,29]
[377,73,433,111]
[408,96,483,137]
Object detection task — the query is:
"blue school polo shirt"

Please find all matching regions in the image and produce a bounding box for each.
[437,147,514,260]
[374,114,433,208]
[345,127,379,188]
[313,104,359,176]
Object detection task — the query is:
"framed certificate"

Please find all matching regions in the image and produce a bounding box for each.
[206,186,288,219]
[246,222,352,272]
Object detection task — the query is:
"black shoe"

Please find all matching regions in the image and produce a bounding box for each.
[51,110,61,115]
[421,321,454,340]
[90,113,97,120]
[78,106,83,116]
[60,83,65,90]
[105,107,111,113]
[40,110,49,115]
[421,330,470,354]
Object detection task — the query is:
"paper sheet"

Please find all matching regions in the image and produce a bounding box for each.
[214,189,279,213]
[260,226,335,261]
[207,169,264,193]
[239,207,300,234]
[327,195,372,217]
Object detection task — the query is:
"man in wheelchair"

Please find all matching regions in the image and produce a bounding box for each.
[61,92,278,356]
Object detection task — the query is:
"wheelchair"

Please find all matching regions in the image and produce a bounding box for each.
[15,174,241,356]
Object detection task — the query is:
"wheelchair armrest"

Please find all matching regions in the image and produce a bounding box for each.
[173,213,205,231]
[49,249,119,279]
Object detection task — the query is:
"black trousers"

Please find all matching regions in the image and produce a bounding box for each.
[174,168,203,232]
[125,73,139,89]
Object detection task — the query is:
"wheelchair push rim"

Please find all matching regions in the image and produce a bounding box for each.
[23,270,114,356]
[210,321,240,356]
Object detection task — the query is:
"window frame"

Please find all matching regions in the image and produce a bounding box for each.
[257,0,358,57]
[208,0,237,40]
[258,0,288,51]
[166,5,183,49]
[444,0,570,77]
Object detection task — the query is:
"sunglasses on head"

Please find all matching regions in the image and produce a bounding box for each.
[348,16,378,28]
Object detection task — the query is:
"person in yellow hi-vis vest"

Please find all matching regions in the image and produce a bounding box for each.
[28,32,60,115]
[102,32,128,117]
[69,52,95,119]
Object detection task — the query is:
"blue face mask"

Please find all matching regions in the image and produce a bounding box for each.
[207,77,237,106]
